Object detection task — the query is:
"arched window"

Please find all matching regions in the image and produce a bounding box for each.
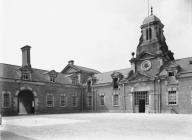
[87,80,92,92]
[146,29,149,40]
[72,95,78,107]
[146,28,152,40]
[3,92,11,108]
[60,94,67,107]
[149,28,152,40]
[46,94,54,107]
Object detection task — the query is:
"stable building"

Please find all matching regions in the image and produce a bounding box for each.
[1,10,192,115]
[84,10,192,114]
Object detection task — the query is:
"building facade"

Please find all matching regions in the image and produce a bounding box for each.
[1,12,192,116]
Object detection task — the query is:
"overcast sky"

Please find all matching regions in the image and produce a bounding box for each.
[0,0,192,72]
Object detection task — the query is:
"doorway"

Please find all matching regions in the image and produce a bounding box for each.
[139,99,145,113]
[18,90,35,114]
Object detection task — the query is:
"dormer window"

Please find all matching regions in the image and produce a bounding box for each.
[113,78,119,89]
[168,71,175,77]
[72,76,78,85]
[48,70,57,83]
[111,72,123,90]
[87,80,92,92]
[50,76,55,83]
[20,67,31,81]
[22,71,30,80]
[189,61,192,64]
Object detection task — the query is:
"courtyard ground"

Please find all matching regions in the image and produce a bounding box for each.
[0,113,192,140]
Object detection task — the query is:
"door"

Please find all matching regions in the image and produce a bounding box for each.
[18,90,35,114]
[139,99,145,113]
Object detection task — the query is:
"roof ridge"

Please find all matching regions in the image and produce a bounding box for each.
[97,67,131,75]
[74,65,101,73]
[175,57,192,61]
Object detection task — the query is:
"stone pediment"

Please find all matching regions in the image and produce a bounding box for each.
[48,70,58,78]
[159,61,181,76]
[166,61,180,70]
[62,66,80,74]
[111,71,123,79]
[137,52,156,59]
[128,72,154,82]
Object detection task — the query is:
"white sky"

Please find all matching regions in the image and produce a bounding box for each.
[0,0,192,72]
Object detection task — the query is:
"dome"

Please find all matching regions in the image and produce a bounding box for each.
[143,15,161,25]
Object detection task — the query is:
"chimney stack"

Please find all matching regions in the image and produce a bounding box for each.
[21,45,31,67]
[68,60,74,65]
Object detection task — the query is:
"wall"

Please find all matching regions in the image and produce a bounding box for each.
[0,79,82,116]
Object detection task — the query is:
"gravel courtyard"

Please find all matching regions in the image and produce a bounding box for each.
[1,113,192,140]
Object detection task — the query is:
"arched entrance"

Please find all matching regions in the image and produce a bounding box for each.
[18,90,35,114]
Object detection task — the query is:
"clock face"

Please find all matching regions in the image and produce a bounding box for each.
[141,60,152,71]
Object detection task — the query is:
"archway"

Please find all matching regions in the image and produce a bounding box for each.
[18,90,35,114]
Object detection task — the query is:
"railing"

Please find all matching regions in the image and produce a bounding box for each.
[171,107,178,114]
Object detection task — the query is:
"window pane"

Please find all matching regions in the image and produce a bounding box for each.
[100,96,104,105]
[168,90,176,105]
[113,95,119,106]
[47,95,53,107]
[60,95,66,107]
[72,96,77,107]
[134,91,149,105]
[87,96,92,106]
[3,93,10,108]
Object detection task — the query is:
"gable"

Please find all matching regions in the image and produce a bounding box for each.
[128,72,154,82]
[63,66,80,74]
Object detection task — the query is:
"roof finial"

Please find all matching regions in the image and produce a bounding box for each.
[151,6,153,15]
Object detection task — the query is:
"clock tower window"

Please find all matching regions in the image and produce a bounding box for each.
[146,28,152,40]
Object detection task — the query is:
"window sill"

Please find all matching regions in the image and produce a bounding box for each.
[60,106,67,107]
[168,104,178,107]
[47,106,54,108]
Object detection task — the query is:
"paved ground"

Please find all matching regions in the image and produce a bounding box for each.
[1,113,192,140]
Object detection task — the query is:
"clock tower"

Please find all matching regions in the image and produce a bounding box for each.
[130,8,174,76]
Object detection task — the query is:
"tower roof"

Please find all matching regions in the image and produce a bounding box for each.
[142,7,161,25]
[143,14,161,25]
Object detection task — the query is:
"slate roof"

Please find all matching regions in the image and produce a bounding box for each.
[74,65,100,74]
[94,68,132,84]
[143,14,161,25]
[61,64,100,74]
[176,57,192,73]
[0,63,71,84]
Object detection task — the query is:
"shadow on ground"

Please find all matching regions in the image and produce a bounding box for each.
[1,130,36,140]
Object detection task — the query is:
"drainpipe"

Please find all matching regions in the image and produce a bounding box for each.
[92,87,94,112]
[95,90,97,112]
[158,79,161,113]
[154,78,156,113]
[81,86,84,112]
[123,83,126,111]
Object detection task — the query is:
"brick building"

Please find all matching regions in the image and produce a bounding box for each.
[1,11,192,116]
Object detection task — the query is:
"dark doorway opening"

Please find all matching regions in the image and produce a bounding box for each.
[139,99,145,113]
[18,90,35,114]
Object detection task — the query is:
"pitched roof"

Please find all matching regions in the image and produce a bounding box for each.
[159,57,192,77]
[94,68,132,84]
[176,57,192,73]
[143,14,161,25]
[0,63,71,84]
[61,64,100,74]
